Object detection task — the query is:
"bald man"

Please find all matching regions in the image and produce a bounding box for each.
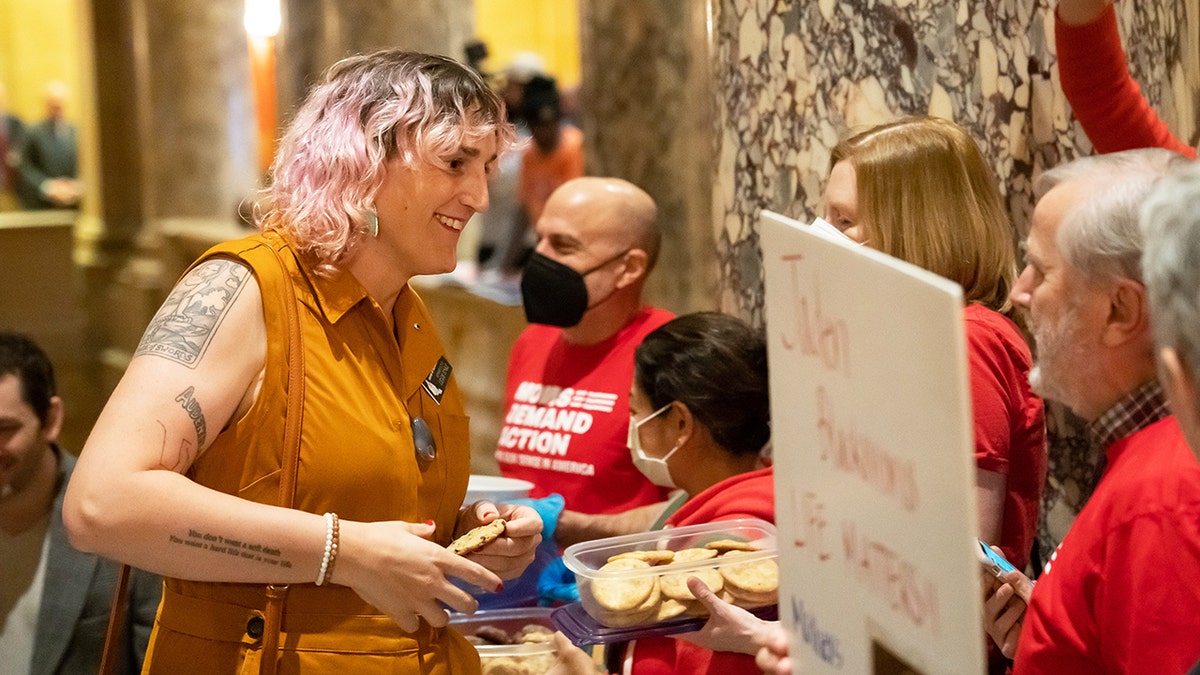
[495,177,674,519]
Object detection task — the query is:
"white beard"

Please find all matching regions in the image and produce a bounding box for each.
[1027,300,1098,414]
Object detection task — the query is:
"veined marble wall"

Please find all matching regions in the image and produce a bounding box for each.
[577,0,1196,318]
[1117,1,1198,145]
[711,0,1198,325]
[704,0,1198,566]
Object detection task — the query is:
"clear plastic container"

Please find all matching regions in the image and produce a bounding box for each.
[450,607,558,674]
[561,518,778,631]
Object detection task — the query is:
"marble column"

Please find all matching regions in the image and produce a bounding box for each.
[576,0,716,314]
[85,0,149,253]
[81,0,255,252]
[80,0,259,382]
[141,0,258,223]
[278,0,475,121]
[73,0,155,439]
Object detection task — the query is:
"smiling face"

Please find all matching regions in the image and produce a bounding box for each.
[372,132,499,279]
[0,374,59,501]
[823,160,866,243]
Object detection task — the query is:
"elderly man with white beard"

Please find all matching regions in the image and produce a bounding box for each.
[982,148,1200,675]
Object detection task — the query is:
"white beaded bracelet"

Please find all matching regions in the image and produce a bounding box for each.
[316,512,339,586]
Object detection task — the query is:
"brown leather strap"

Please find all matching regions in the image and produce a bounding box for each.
[98,564,132,674]
[273,244,305,513]
[259,583,290,675]
[259,243,305,675]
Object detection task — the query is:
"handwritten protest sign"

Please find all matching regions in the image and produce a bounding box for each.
[762,210,985,674]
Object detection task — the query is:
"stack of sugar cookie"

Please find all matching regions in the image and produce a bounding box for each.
[580,539,779,628]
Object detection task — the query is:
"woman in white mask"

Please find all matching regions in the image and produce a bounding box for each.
[626,313,772,504]
[567,311,776,675]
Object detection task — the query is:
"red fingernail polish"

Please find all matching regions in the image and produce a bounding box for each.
[496,583,504,593]
[423,520,435,526]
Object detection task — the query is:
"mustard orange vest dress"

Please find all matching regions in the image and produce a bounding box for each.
[142,232,482,674]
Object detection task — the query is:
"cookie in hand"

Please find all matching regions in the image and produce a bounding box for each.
[447,518,508,556]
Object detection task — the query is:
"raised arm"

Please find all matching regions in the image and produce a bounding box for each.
[63,259,502,630]
[1055,0,1195,158]
[1056,0,1108,25]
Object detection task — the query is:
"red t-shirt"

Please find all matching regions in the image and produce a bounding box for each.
[1015,416,1200,674]
[495,307,674,514]
[965,304,1046,571]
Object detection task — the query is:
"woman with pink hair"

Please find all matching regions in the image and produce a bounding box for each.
[64,50,541,673]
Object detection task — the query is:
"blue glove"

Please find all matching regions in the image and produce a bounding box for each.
[537,554,579,605]
[506,493,565,543]
[499,494,576,606]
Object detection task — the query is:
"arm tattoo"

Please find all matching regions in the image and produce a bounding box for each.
[174,386,207,449]
[168,529,293,569]
[136,259,251,367]
[154,419,194,472]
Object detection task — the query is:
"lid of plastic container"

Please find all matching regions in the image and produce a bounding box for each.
[551,601,779,646]
[449,606,556,628]
[561,517,777,578]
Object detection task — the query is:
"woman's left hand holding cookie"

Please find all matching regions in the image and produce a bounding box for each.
[455,500,543,579]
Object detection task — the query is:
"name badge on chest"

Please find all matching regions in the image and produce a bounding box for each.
[422,356,452,404]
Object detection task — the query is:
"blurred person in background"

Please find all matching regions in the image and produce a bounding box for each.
[17,81,80,210]
[507,76,585,272]
[0,82,25,210]
[476,51,547,281]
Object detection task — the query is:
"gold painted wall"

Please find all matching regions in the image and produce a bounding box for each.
[0,0,83,122]
[475,0,580,87]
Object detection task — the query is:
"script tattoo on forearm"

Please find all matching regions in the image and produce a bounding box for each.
[154,419,194,472]
[174,386,207,450]
[168,529,293,569]
[135,259,250,368]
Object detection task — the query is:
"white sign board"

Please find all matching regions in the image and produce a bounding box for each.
[762,210,985,674]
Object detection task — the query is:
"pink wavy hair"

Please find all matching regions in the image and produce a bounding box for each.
[259,50,515,273]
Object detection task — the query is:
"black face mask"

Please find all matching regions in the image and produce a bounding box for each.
[520,250,627,327]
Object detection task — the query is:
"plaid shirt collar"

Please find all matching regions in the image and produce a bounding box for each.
[1086,379,1170,451]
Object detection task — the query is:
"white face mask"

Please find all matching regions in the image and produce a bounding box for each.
[627,403,681,488]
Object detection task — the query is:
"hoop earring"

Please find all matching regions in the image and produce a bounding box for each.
[364,206,379,237]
